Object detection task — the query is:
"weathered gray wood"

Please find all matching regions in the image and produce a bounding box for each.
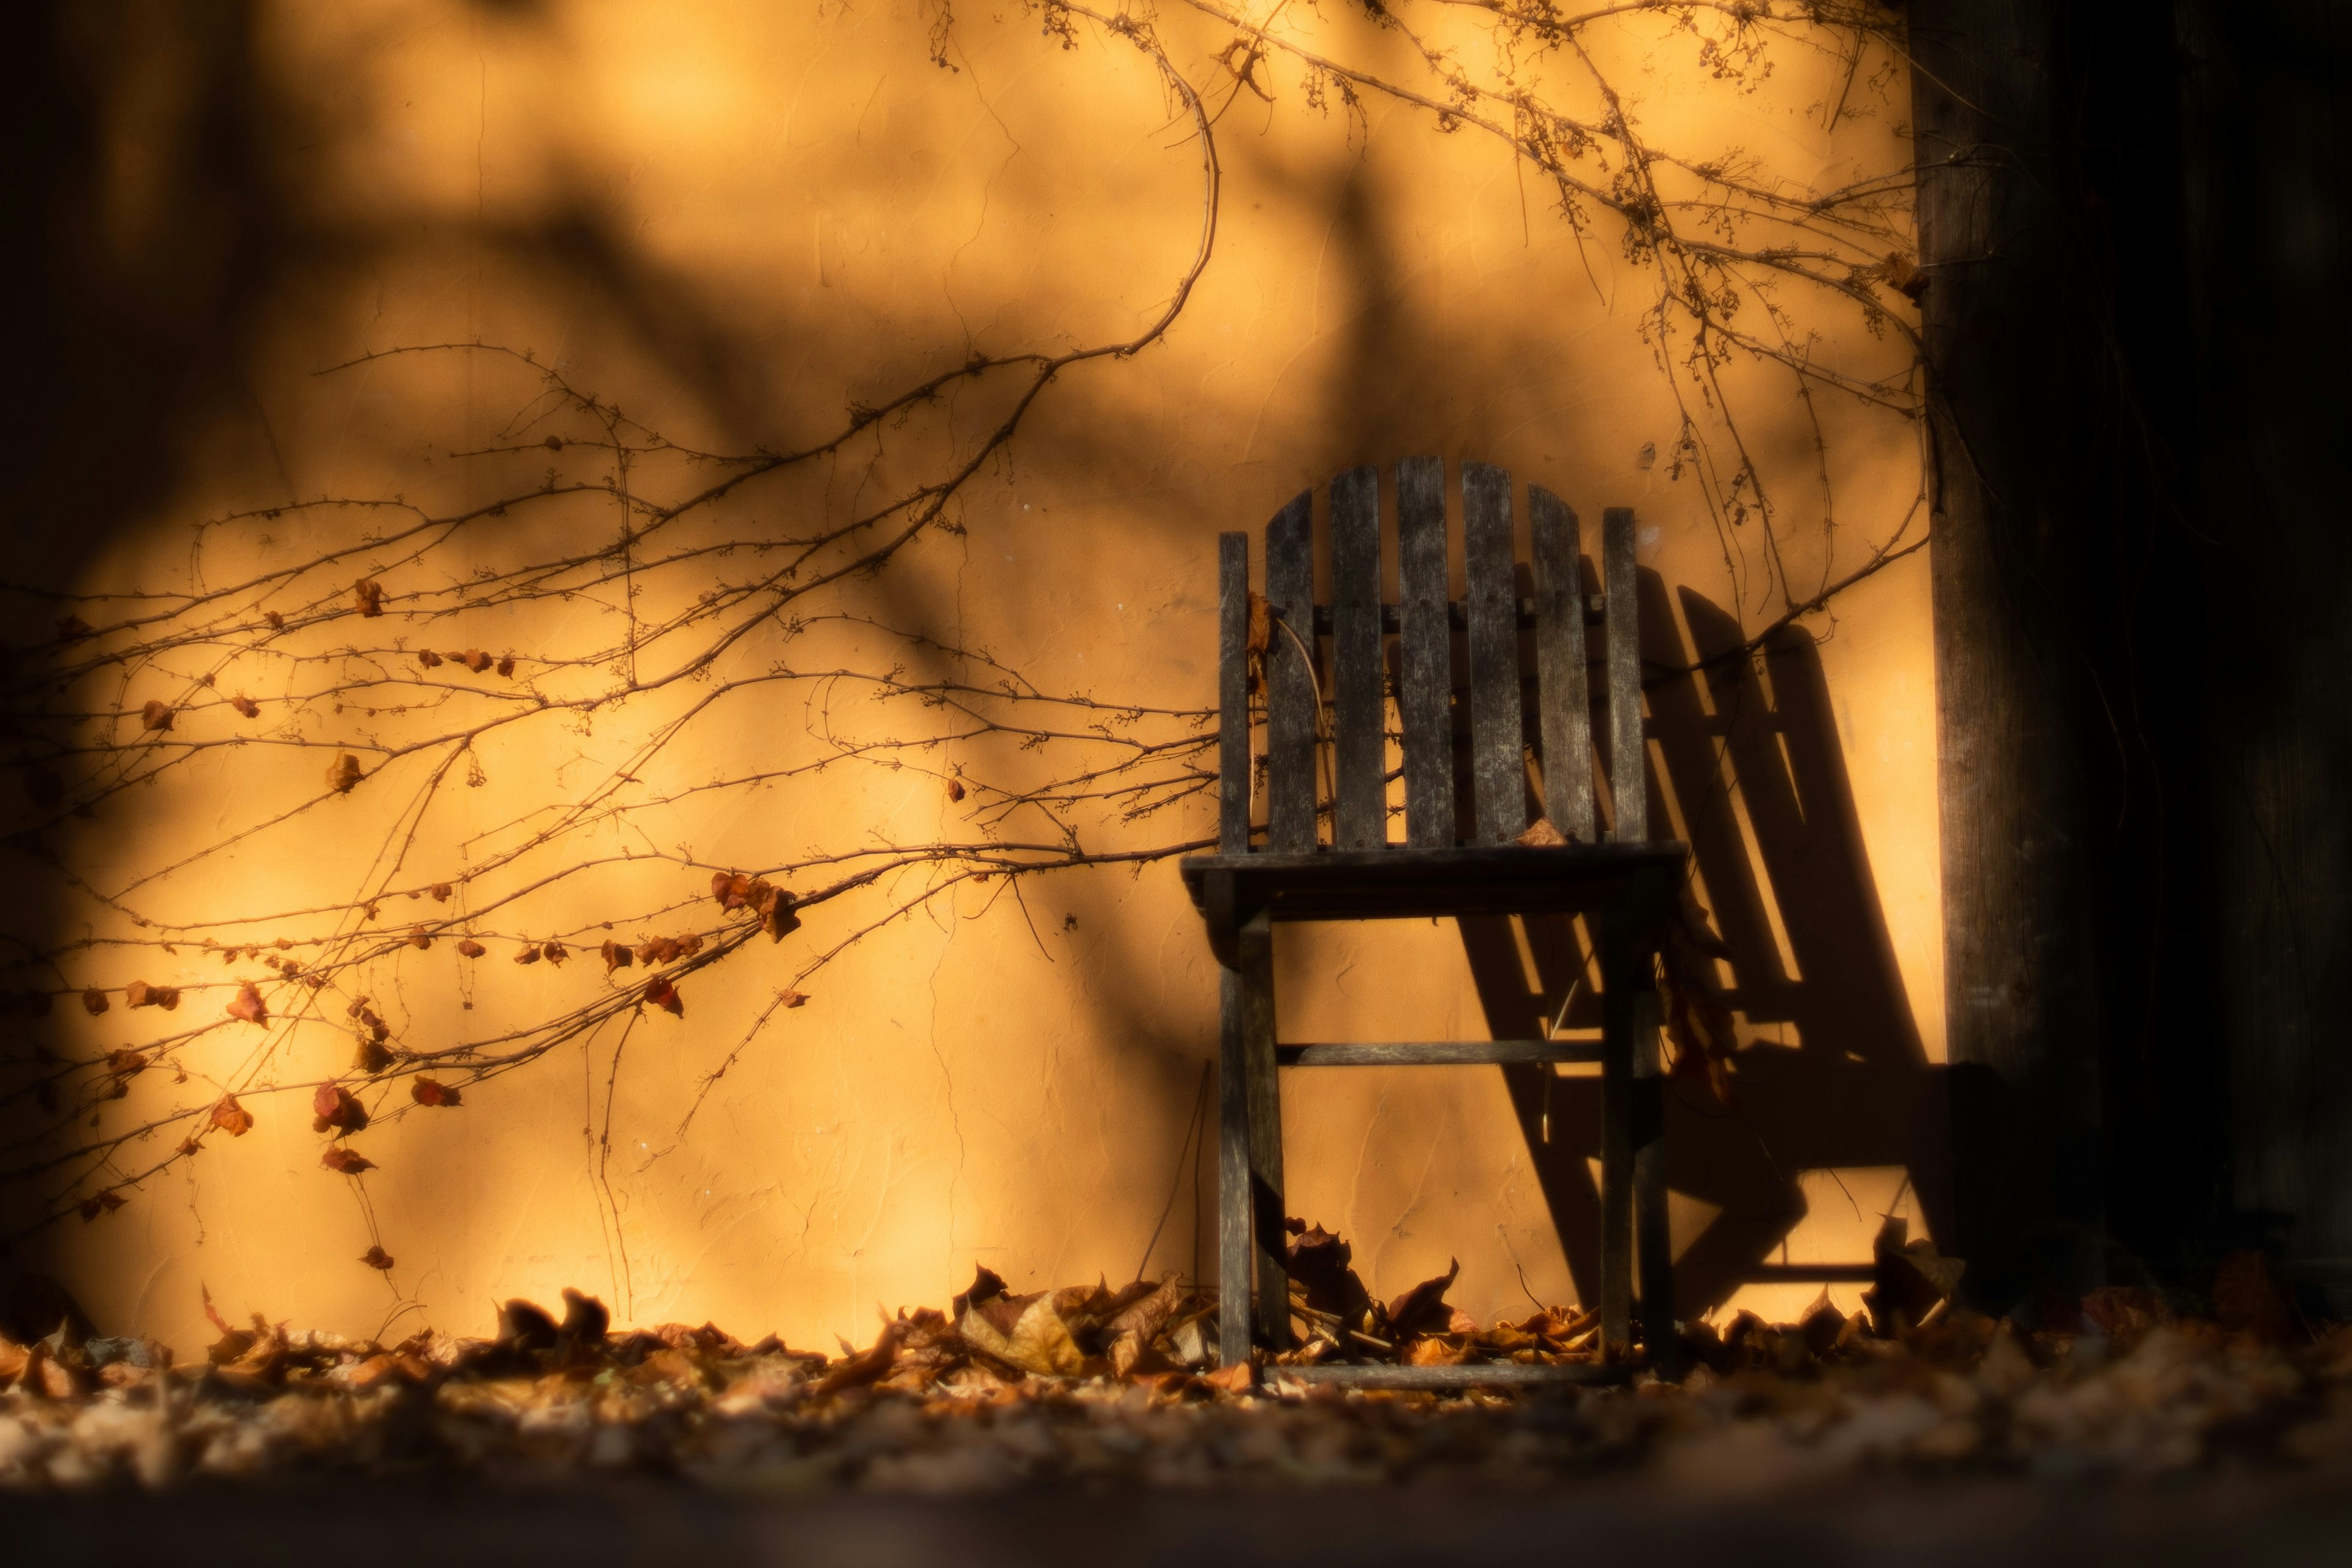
[1271,1362,1629,1390]
[1529,487,1594,842]
[1265,492,1317,851]
[1329,467,1385,850]
[1238,907,1289,1349]
[1278,1039,1603,1067]
[1627,946,1673,1372]
[1217,965,1253,1369]
[1217,532,1252,855]
[1602,507,1646,842]
[1464,462,1526,845]
[1395,458,1454,848]
[1597,926,1637,1352]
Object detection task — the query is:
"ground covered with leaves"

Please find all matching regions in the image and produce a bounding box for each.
[4,1235,2350,1496]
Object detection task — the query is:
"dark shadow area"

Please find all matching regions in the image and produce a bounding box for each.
[1462,573,1951,1314]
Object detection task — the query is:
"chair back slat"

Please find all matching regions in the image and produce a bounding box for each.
[1529,486,1594,842]
[1220,462,1647,853]
[1264,492,1318,851]
[1463,462,1526,846]
[1217,532,1253,854]
[1602,507,1646,842]
[1395,458,1454,849]
[1329,466,1385,850]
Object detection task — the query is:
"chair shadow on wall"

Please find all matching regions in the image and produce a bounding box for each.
[1459,570,1952,1314]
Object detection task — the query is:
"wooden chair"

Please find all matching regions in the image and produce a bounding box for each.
[1179,459,1687,1382]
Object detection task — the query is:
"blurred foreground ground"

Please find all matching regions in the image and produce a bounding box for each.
[5,1475,2351,1567]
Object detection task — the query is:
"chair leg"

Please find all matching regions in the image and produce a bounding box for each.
[1629,961,1676,1377]
[1597,934,1637,1355]
[1237,907,1289,1351]
[1216,965,1253,1370]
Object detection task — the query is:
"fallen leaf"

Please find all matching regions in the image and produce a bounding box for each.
[227,982,268,1025]
[325,753,363,794]
[812,1322,900,1396]
[1385,1258,1462,1341]
[140,700,175,733]
[1514,817,1571,847]
[210,1095,254,1136]
[1204,1359,1256,1393]
[360,1246,394,1272]
[412,1078,461,1107]
[320,1147,375,1175]
[499,1299,559,1351]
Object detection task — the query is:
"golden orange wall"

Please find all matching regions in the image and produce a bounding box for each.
[22,0,1937,1351]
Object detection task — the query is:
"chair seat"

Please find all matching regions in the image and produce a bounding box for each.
[1181,842,1686,952]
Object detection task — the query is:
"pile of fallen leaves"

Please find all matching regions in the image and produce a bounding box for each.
[4,1232,2351,1494]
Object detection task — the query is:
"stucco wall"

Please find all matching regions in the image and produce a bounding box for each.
[14,0,1939,1352]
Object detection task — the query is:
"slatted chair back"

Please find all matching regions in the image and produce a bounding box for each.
[1215,459,1647,858]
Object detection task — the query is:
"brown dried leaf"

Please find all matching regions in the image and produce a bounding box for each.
[353,579,385,616]
[495,655,515,677]
[325,753,363,794]
[1385,1258,1461,1341]
[1513,816,1571,847]
[320,1146,375,1175]
[407,927,432,950]
[227,981,267,1025]
[139,699,175,733]
[812,1322,900,1396]
[429,882,453,901]
[80,987,108,1016]
[57,614,93,640]
[311,1082,369,1134]
[412,1077,461,1108]
[645,978,683,1017]
[78,1191,127,1223]
[416,649,443,668]
[946,777,966,802]
[461,649,491,673]
[456,939,486,958]
[541,940,567,965]
[229,693,260,717]
[600,939,633,973]
[209,1095,254,1136]
[778,989,809,1009]
[360,1245,394,1272]
[353,1038,393,1074]
[513,944,540,965]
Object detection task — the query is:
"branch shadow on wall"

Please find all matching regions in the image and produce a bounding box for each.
[1460,571,1953,1314]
